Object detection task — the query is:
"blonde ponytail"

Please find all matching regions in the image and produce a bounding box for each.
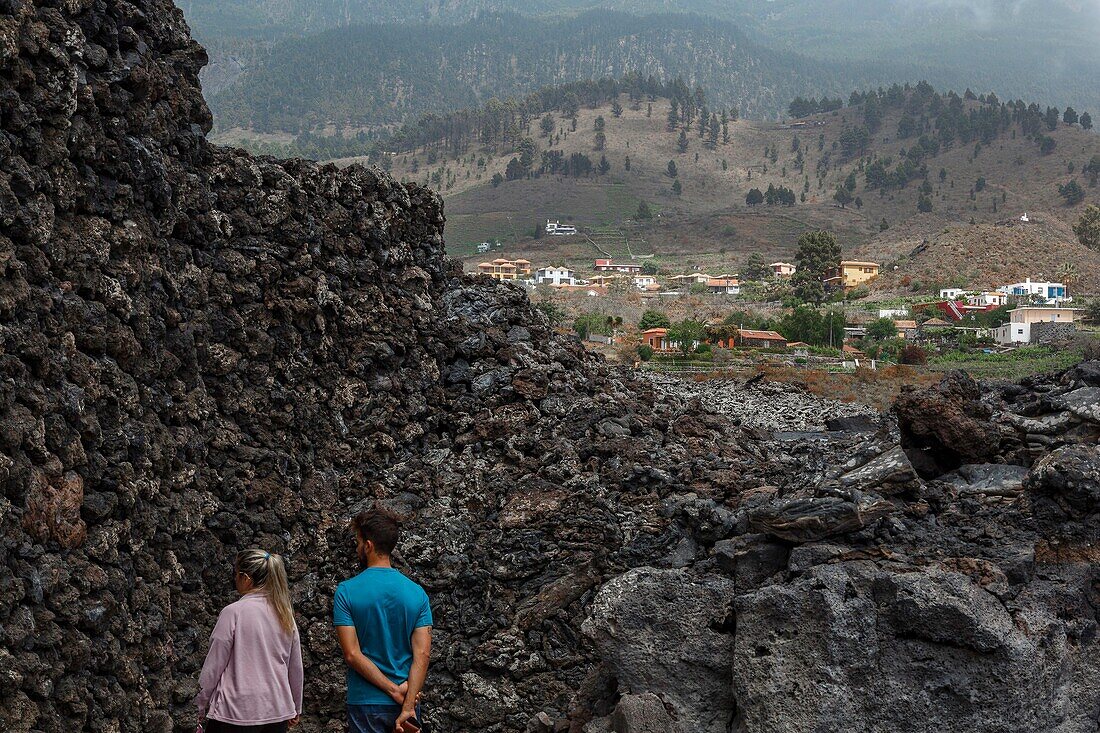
[236,549,296,634]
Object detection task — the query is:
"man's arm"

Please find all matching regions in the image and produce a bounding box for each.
[395,626,432,730]
[335,626,408,705]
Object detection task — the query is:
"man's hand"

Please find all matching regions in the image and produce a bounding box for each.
[288,715,300,727]
[388,680,409,706]
[394,708,419,732]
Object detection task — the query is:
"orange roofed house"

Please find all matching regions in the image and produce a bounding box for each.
[736,329,787,349]
[477,258,533,281]
[824,261,880,291]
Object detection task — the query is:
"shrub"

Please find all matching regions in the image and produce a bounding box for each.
[636,344,654,362]
[900,344,928,365]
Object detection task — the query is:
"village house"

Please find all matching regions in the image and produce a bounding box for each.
[824,261,880,291]
[914,317,954,344]
[477,258,533,281]
[770,262,797,278]
[588,275,620,287]
[994,306,1078,345]
[997,278,1070,305]
[476,242,491,254]
[534,265,577,286]
[894,319,919,339]
[633,275,658,290]
[939,287,965,300]
[707,277,741,295]
[545,220,578,236]
[967,291,1007,308]
[737,329,787,349]
[668,273,712,286]
[593,258,642,274]
[641,328,671,351]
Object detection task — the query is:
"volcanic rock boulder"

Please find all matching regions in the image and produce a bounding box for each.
[894,371,1009,477]
[733,561,1100,733]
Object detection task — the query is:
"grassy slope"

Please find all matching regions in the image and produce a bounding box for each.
[358,95,1100,290]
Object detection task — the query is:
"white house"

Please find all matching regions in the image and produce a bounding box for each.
[535,266,577,286]
[878,308,909,319]
[633,275,657,290]
[707,277,741,295]
[940,288,965,300]
[993,306,1077,345]
[546,220,578,236]
[476,242,491,253]
[967,291,1007,308]
[770,262,797,278]
[997,278,1070,305]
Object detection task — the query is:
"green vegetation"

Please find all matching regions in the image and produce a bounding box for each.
[777,306,845,346]
[791,230,840,305]
[638,310,671,330]
[927,346,1087,379]
[1074,205,1100,251]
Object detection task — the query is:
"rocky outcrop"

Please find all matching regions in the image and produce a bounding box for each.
[1,2,1098,733]
[576,369,1100,733]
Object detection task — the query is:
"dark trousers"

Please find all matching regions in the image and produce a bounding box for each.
[348,704,421,733]
[205,720,289,733]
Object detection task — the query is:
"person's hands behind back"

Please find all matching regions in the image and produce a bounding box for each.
[389,680,409,706]
[394,709,419,732]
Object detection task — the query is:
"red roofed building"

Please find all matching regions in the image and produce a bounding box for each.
[737,329,788,349]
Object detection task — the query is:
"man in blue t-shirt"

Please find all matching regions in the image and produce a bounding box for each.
[335,505,433,733]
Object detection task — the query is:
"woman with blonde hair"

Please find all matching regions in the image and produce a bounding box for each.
[195,550,304,732]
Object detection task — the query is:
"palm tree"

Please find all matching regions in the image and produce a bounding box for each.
[1056,262,1080,293]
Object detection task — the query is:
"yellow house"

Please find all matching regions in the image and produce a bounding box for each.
[476,258,533,281]
[824,261,880,290]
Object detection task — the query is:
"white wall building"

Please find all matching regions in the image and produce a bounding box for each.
[997,279,1070,305]
[545,220,577,236]
[940,288,965,300]
[993,307,1077,345]
[534,266,577,286]
[967,291,1007,307]
[633,275,657,290]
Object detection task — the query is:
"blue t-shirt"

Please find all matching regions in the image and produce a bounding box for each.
[333,567,433,705]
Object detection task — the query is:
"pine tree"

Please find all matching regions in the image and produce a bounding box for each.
[671,179,682,195]
[594,131,606,151]
[1081,112,1093,130]
[624,155,631,172]
[539,113,554,138]
[678,128,689,153]
[1064,107,1079,125]
[611,99,624,118]
[597,155,611,175]
[666,160,678,178]
[667,101,679,132]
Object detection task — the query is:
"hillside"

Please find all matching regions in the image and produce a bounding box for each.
[373,84,1100,290]
[186,1,1100,129]
[206,11,895,134]
[868,216,1100,294]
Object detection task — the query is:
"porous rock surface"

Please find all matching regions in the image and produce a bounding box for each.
[1,3,1098,733]
[643,373,877,433]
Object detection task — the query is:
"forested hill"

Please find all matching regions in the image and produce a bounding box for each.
[185,0,1100,119]
[207,11,901,134]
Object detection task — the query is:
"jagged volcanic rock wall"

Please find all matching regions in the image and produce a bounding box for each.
[0,2,749,731]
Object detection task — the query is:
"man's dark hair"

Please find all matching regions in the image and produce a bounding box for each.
[352,504,401,556]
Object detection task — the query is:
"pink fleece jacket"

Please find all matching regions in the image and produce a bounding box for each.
[195,593,304,725]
